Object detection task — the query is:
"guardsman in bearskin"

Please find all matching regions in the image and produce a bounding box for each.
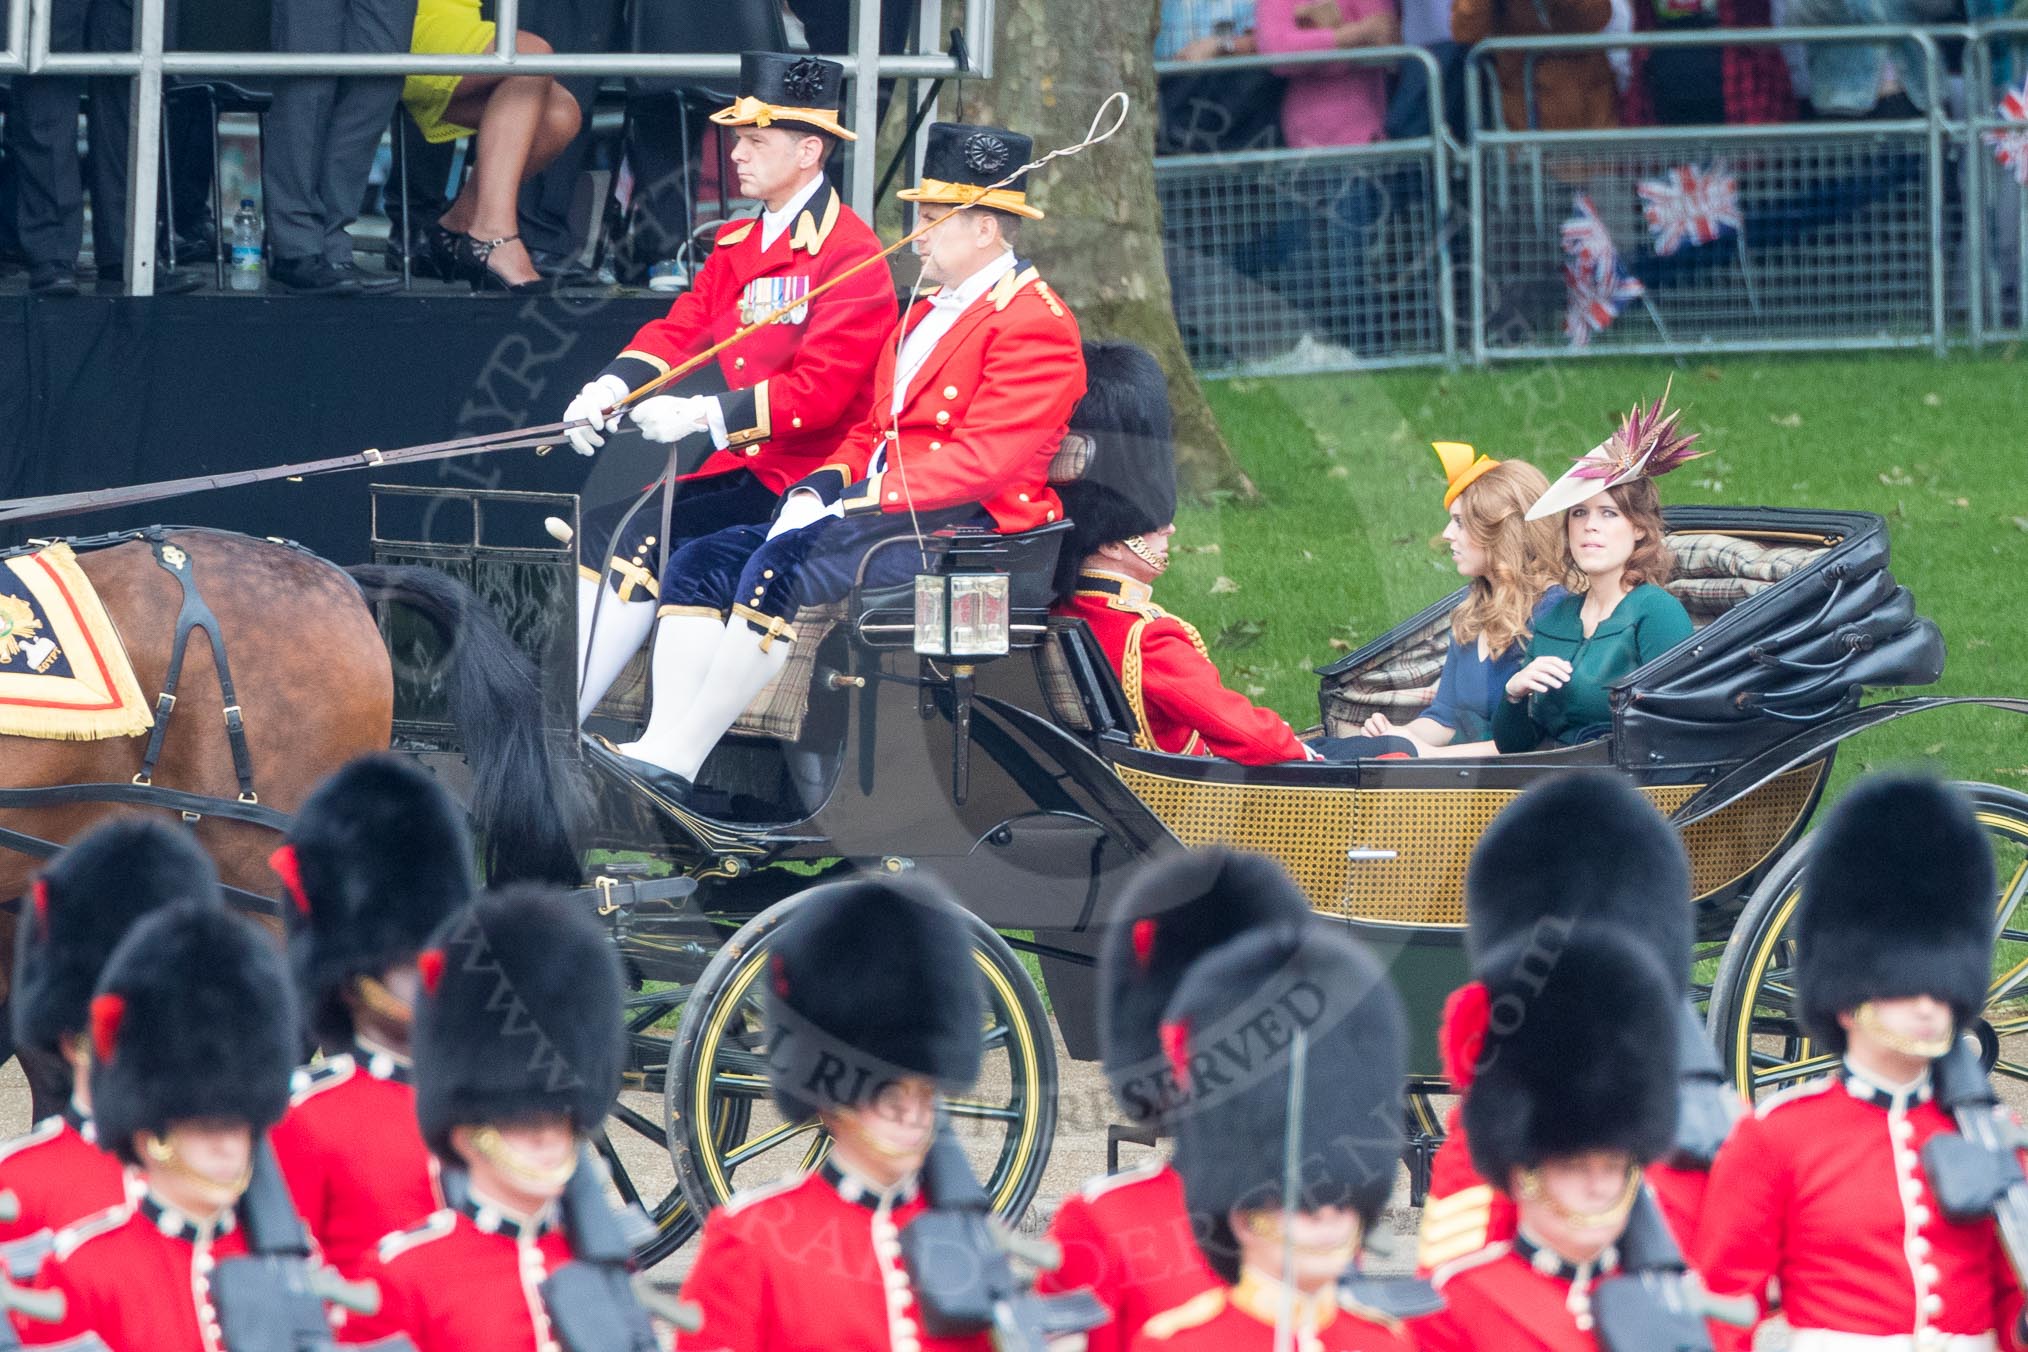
[1409,926,1683,1352]
[1695,774,2028,1352]
[677,874,994,1351]
[586,119,1085,805]
[563,51,892,728]
[0,819,221,1279]
[267,756,475,1283]
[1416,770,1719,1273]
[340,884,660,1350]
[1036,847,1311,1351]
[15,901,301,1349]
[1134,916,1412,1350]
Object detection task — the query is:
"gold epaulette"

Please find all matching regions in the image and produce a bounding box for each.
[1139,1288,1227,1341]
[718,220,757,248]
[1417,1184,1497,1272]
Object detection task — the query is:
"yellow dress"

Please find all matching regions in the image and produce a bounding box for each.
[403,0,496,144]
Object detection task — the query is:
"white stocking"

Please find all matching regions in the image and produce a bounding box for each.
[576,582,658,724]
[621,621,791,781]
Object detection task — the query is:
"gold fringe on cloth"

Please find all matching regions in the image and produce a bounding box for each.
[0,543,154,740]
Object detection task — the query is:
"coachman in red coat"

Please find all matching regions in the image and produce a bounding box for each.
[586,120,1086,807]
[0,818,215,1280]
[564,52,893,727]
[1696,775,2028,1352]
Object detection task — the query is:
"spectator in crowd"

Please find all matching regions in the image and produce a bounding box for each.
[1158,0,1263,59]
[402,0,584,291]
[1388,0,1470,139]
[1621,0,1796,124]
[514,0,624,284]
[1256,0,1400,147]
[1157,0,1287,157]
[267,0,414,294]
[6,0,200,295]
[1784,0,1958,116]
[1453,0,1621,128]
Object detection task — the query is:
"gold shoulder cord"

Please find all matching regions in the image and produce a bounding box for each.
[1121,614,1208,756]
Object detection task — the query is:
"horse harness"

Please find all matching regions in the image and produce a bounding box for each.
[0,527,295,918]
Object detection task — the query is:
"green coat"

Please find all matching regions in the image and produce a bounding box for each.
[1492,584,1695,752]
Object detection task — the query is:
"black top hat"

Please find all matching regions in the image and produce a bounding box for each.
[764,875,983,1124]
[1162,920,1406,1282]
[14,819,222,1059]
[90,902,300,1166]
[709,52,855,141]
[276,756,476,1050]
[898,122,1044,220]
[413,885,626,1158]
[1797,774,1993,1052]
[1098,848,1311,1130]
[1055,341,1180,598]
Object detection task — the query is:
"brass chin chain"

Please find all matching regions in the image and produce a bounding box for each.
[1239,1210,1362,1262]
[1854,1003,1956,1059]
[829,1110,930,1160]
[1122,535,1170,575]
[1517,1166,1641,1233]
[142,1135,253,1207]
[352,975,415,1027]
[469,1126,580,1190]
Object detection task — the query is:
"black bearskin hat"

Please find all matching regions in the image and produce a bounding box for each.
[14,818,222,1058]
[1462,925,1678,1191]
[765,875,983,1123]
[413,885,626,1158]
[275,755,476,1049]
[1162,920,1405,1282]
[1054,341,1179,598]
[1099,848,1313,1129]
[1797,774,1993,1052]
[89,901,299,1166]
[1465,770,1692,994]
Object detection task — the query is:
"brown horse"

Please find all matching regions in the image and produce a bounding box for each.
[0,528,577,1114]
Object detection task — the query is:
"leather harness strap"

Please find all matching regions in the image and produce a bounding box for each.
[133,529,260,805]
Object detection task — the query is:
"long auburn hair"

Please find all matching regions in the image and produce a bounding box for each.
[1567,476,1676,591]
[1450,461,1565,659]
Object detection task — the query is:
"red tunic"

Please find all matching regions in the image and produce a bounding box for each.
[269,1048,439,1281]
[341,1197,577,1350]
[1410,1240,1612,1352]
[678,1162,992,1352]
[819,262,1085,535]
[1037,1161,1220,1352]
[600,181,893,492]
[0,1109,127,1278]
[1695,1069,2028,1352]
[15,1192,254,1352]
[1054,573,1308,765]
[1130,1275,1416,1351]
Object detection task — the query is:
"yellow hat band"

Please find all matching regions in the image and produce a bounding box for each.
[1433,441,1502,509]
[709,96,857,142]
[897,177,1045,221]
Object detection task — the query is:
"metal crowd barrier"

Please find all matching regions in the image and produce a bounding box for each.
[1967,20,2028,343]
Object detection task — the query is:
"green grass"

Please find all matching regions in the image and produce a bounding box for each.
[1168,351,2028,797]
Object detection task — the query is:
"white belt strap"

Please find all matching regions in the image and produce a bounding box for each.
[1791,1330,1999,1352]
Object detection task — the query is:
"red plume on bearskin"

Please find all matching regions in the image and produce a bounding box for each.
[1160,1018,1192,1091]
[1440,981,1492,1090]
[89,993,124,1063]
[268,844,310,916]
[30,880,48,931]
[416,948,445,996]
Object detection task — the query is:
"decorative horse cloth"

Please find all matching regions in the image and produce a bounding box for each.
[0,542,153,740]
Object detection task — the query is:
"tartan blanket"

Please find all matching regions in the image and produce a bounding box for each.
[0,543,153,740]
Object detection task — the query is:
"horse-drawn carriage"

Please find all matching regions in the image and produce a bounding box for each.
[367,484,2028,1265]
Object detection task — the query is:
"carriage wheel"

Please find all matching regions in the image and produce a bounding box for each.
[1707,782,2028,1103]
[664,896,1058,1225]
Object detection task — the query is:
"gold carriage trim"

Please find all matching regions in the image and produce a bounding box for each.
[1114,763,1826,928]
[0,543,153,741]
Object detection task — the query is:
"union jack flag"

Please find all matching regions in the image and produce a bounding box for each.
[1984,80,2028,187]
[1564,260,1646,348]
[1560,192,1619,281]
[1637,161,1743,257]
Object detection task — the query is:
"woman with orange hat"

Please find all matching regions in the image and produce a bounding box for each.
[1359,444,1565,758]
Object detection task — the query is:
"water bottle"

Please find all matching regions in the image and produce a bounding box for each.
[230,199,263,292]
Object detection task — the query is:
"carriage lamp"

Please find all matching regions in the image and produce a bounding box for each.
[913,573,1011,658]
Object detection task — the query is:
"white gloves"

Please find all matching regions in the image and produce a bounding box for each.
[766,490,844,541]
[564,375,630,456]
[631,394,714,445]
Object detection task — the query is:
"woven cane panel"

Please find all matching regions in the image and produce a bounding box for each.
[1676,762,1823,899]
[1115,768,1363,914]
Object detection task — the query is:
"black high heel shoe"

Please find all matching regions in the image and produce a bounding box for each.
[455,233,555,294]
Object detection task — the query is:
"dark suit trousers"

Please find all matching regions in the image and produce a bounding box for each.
[5,0,133,270]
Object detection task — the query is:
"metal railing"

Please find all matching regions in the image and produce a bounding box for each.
[2,0,990,294]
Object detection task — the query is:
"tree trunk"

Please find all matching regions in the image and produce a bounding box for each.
[933,0,1252,496]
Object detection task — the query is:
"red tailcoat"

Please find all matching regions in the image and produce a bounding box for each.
[678,1162,992,1352]
[341,1199,576,1350]
[0,1110,126,1277]
[1695,1070,2028,1352]
[600,182,893,492]
[1129,1275,1417,1351]
[1037,1161,1220,1352]
[1054,573,1308,765]
[1410,1242,1610,1352]
[816,261,1085,534]
[270,1050,439,1281]
[16,1192,254,1351]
